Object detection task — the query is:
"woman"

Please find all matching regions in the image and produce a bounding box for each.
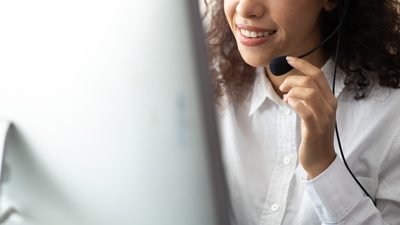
[203,0,400,224]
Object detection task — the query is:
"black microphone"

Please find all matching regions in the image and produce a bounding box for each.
[269,1,349,76]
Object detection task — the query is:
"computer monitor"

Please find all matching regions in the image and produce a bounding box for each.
[0,1,230,224]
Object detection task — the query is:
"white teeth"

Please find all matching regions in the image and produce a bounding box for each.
[240,29,275,38]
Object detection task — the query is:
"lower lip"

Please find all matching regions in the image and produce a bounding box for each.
[238,30,275,46]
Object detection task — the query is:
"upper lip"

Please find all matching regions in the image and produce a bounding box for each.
[236,24,276,33]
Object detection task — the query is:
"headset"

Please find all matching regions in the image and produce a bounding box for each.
[269,0,377,206]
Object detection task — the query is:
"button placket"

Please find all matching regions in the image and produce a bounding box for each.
[259,107,298,225]
[283,156,291,165]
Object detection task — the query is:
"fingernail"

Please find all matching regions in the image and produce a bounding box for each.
[286,56,295,63]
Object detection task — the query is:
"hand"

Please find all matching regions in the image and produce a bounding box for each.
[279,56,337,179]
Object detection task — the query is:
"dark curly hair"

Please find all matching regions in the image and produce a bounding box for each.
[203,0,400,106]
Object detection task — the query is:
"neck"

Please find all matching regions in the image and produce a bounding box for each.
[264,49,329,98]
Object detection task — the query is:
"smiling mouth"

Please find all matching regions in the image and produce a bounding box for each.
[239,29,277,38]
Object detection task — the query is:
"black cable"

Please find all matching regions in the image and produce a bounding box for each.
[298,16,345,59]
[298,0,348,59]
[332,25,377,206]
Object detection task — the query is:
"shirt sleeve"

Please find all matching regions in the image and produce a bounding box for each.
[301,155,400,225]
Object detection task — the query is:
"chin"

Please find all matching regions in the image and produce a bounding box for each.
[237,46,276,68]
[240,53,272,68]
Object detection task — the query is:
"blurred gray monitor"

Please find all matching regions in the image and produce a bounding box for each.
[0,0,229,225]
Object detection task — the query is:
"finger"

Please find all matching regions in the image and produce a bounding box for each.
[284,87,333,124]
[286,56,334,101]
[279,75,321,94]
[280,75,337,114]
[286,97,318,134]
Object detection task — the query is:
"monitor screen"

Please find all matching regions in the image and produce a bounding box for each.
[0,1,229,224]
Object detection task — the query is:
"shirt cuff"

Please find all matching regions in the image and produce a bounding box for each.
[301,156,364,223]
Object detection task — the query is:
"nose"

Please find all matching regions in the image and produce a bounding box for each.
[236,0,265,18]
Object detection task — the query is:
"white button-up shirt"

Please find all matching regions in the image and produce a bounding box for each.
[217,59,400,225]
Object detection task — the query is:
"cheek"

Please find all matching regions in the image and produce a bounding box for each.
[275,3,319,39]
[224,0,236,27]
[274,3,307,31]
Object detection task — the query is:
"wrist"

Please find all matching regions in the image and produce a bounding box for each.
[304,153,336,179]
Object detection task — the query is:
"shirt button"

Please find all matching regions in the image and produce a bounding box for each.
[283,157,290,165]
[282,107,291,115]
[271,204,279,212]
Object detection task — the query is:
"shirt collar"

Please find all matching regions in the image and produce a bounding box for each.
[248,58,346,116]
